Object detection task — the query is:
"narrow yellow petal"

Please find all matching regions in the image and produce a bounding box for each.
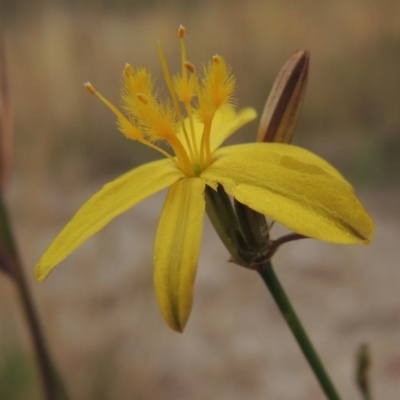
[35,159,184,281]
[154,177,206,332]
[202,143,374,244]
[176,107,257,156]
[209,107,257,152]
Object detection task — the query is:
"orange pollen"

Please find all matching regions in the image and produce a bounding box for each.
[84,82,96,95]
[178,25,186,38]
[124,64,132,77]
[136,93,148,104]
[212,55,221,64]
[184,61,195,73]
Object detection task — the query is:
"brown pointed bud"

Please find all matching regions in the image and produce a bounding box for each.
[257,50,310,143]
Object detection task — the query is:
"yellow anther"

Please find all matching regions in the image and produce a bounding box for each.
[184,62,195,74]
[178,25,186,38]
[85,82,96,95]
[136,93,148,104]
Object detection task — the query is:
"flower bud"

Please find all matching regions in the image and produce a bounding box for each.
[257,50,309,143]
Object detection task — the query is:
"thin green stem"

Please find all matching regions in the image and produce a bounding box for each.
[362,390,372,400]
[205,187,342,399]
[0,196,69,400]
[258,262,342,400]
[356,343,372,400]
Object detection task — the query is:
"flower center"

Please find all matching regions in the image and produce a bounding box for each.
[85,25,236,178]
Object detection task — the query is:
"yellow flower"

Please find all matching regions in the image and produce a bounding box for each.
[34,26,374,332]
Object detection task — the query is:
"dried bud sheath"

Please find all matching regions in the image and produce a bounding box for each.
[257,50,309,143]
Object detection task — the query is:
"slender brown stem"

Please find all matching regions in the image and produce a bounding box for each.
[0,21,68,399]
[0,196,68,400]
[268,232,307,254]
[0,19,13,191]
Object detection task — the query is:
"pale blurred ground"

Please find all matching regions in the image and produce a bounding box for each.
[1,0,400,399]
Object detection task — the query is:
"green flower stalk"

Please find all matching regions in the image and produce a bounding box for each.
[34,26,373,334]
[356,344,373,400]
[208,49,366,400]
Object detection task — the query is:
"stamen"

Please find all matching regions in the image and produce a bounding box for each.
[136,93,148,104]
[85,83,133,129]
[189,72,209,166]
[157,41,183,115]
[191,73,205,113]
[157,41,194,161]
[178,25,186,39]
[200,119,213,167]
[182,96,198,163]
[178,32,199,162]
[85,82,96,95]
[124,63,133,77]
[168,135,196,177]
[85,82,177,164]
[212,55,221,64]
[184,62,195,74]
[88,26,239,179]
[180,29,188,77]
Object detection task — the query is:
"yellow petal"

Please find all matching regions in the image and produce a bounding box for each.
[35,159,184,281]
[176,107,257,154]
[209,107,258,151]
[202,143,374,244]
[154,177,206,332]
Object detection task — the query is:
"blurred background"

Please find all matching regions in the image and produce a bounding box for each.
[1,0,400,398]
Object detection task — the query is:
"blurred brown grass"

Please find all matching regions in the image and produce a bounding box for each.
[1,0,400,399]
